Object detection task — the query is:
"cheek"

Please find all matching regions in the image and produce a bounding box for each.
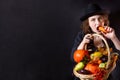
[89,22,95,29]
[89,24,97,32]
[88,21,92,27]
[89,26,94,30]
[88,21,97,31]
[88,20,94,27]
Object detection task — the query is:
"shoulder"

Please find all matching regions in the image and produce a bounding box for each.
[75,31,85,40]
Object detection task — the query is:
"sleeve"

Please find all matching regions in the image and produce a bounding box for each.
[70,31,84,62]
[107,39,120,54]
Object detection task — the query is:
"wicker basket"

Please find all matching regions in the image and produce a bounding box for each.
[73,34,118,80]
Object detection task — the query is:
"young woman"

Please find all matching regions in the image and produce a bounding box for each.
[71,3,120,80]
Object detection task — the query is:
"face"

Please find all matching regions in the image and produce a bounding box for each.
[88,15,105,33]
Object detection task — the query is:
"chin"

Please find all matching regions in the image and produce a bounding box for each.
[93,31,101,34]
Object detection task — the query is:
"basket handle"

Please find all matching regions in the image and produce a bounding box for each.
[91,34,110,69]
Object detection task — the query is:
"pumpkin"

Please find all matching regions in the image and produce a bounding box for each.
[85,63,100,74]
[73,50,88,63]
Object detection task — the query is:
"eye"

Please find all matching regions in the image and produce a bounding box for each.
[98,17,104,22]
[91,18,95,21]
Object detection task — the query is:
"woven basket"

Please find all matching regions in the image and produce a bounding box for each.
[73,33,118,80]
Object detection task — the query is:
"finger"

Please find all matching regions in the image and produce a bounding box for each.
[86,37,91,40]
[108,27,112,31]
[85,39,90,43]
[84,34,91,39]
[110,28,114,32]
[86,36,93,40]
[101,31,106,36]
[86,34,92,38]
[105,27,110,32]
[106,27,113,33]
[109,28,112,32]
[104,27,108,31]
[104,26,112,33]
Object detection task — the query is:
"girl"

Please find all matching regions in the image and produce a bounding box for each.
[71,3,120,80]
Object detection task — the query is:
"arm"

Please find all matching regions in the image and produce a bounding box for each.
[102,26,120,51]
[70,32,92,62]
[77,34,93,50]
[111,35,120,50]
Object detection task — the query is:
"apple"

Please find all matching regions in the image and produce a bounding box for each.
[99,63,106,68]
[90,53,94,59]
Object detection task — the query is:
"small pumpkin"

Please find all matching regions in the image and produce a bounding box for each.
[85,63,100,74]
[73,50,88,63]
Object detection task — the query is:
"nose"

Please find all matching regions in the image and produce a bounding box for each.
[95,19,101,27]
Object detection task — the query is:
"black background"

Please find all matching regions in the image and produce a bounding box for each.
[0,0,120,80]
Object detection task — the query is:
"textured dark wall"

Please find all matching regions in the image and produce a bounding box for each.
[0,0,120,80]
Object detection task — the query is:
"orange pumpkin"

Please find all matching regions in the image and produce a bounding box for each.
[73,50,88,63]
[85,63,100,74]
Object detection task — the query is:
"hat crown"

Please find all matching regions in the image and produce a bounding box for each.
[85,4,102,14]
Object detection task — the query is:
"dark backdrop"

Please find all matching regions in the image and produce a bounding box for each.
[0,0,120,80]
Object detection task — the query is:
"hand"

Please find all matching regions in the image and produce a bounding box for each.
[82,34,93,44]
[102,26,116,40]
[77,34,93,50]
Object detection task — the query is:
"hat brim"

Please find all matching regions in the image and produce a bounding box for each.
[80,10,110,21]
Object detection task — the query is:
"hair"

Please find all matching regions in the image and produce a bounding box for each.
[80,14,109,34]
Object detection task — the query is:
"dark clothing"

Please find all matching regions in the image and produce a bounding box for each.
[71,31,120,80]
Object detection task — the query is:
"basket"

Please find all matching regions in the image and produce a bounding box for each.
[73,33,118,80]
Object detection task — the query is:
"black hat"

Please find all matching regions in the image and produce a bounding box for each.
[80,3,109,21]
